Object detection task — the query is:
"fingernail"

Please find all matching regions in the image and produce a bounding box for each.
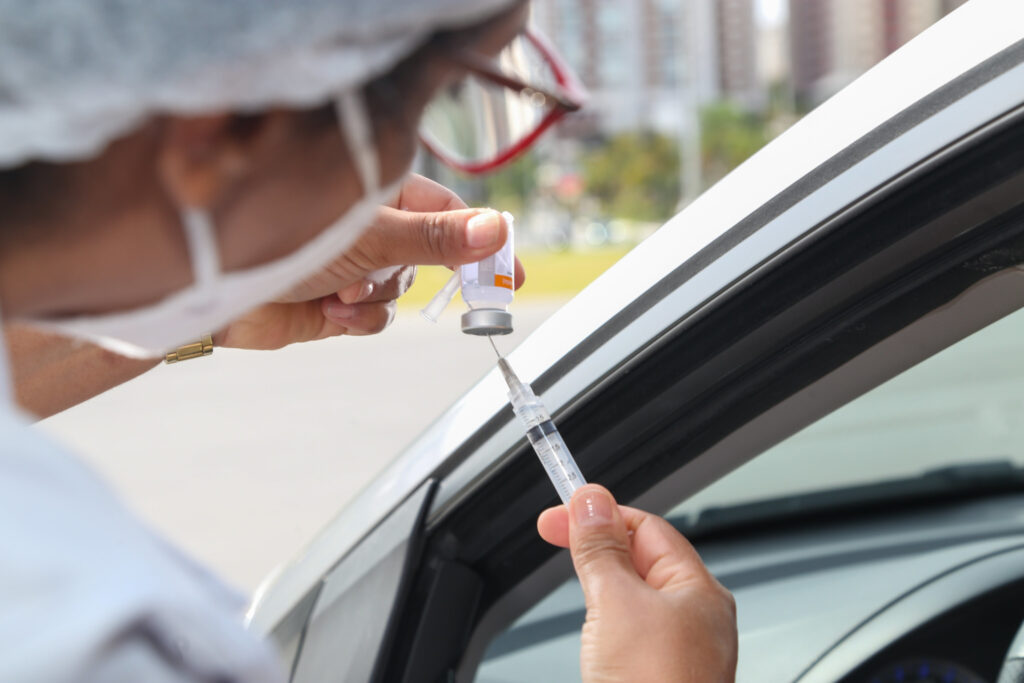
[340,281,373,304]
[572,487,614,527]
[360,282,374,302]
[325,302,357,320]
[466,211,501,248]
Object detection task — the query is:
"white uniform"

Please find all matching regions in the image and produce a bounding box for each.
[0,400,285,683]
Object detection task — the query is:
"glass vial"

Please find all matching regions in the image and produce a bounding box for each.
[460,211,515,335]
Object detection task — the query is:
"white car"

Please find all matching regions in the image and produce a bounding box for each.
[249,2,1024,681]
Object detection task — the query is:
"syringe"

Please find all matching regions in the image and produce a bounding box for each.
[495,354,587,504]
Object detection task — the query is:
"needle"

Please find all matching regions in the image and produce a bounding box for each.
[487,334,502,359]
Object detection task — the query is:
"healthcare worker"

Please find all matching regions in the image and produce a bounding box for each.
[0,1,737,681]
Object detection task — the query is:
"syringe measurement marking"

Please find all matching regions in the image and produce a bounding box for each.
[526,420,583,500]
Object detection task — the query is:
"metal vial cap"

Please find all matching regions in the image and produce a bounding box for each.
[461,309,514,336]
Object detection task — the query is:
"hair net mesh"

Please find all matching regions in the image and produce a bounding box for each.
[0,0,517,169]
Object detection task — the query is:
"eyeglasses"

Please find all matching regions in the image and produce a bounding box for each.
[419,28,587,175]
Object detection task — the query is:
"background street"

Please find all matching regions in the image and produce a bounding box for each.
[40,299,567,592]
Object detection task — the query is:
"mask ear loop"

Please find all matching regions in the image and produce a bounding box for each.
[336,87,398,288]
[335,90,381,196]
[180,207,222,308]
[174,91,375,307]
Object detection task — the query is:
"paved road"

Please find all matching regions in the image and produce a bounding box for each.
[40,299,569,592]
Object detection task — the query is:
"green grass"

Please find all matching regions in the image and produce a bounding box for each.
[399,245,634,307]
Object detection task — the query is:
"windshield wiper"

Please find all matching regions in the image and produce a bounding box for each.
[672,460,1024,540]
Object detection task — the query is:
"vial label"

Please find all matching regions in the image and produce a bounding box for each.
[460,211,516,305]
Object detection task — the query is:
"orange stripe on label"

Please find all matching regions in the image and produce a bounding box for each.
[494,274,513,290]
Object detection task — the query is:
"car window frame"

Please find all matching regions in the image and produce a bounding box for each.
[436,88,1024,683]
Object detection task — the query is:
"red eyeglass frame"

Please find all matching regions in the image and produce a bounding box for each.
[419,28,588,175]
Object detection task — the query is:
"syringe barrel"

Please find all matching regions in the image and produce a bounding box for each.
[524,420,585,504]
[502,371,587,504]
[507,384,550,429]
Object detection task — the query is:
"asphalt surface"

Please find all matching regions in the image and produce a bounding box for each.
[39,299,568,592]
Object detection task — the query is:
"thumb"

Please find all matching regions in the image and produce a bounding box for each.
[568,485,641,602]
[358,206,508,269]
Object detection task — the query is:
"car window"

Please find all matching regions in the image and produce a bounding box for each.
[472,303,1024,682]
[677,304,1024,516]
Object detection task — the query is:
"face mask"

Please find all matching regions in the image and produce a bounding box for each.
[26,91,400,359]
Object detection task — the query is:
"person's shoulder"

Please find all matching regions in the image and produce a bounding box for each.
[0,406,286,683]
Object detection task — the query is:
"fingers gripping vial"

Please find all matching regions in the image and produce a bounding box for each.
[496,357,587,505]
[421,211,515,335]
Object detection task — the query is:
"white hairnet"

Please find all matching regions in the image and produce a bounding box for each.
[0,0,518,169]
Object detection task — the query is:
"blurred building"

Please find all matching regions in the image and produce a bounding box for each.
[533,0,762,137]
[790,0,971,106]
[717,0,761,109]
[757,6,790,87]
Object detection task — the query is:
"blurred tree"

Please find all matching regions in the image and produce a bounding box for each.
[582,132,681,222]
[700,103,768,186]
[480,151,539,216]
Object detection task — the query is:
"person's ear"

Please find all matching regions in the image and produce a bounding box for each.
[157,112,290,209]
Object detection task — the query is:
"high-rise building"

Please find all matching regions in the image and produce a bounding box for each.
[789,0,886,103]
[884,0,943,53]
[790,0,965,106]
[532,0,760,136]
[831,0,886,88]
[717,0,762,108]
[788,0,832,104]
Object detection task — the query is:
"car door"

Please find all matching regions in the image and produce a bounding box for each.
[248,4,1024,682]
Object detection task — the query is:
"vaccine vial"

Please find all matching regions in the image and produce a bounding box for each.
[460,211,515,335]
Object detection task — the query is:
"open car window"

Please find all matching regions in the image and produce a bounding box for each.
[474,301,1024,683]
[680,301,1024,515]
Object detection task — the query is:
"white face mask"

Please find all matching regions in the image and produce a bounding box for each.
[26,91,399,359]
